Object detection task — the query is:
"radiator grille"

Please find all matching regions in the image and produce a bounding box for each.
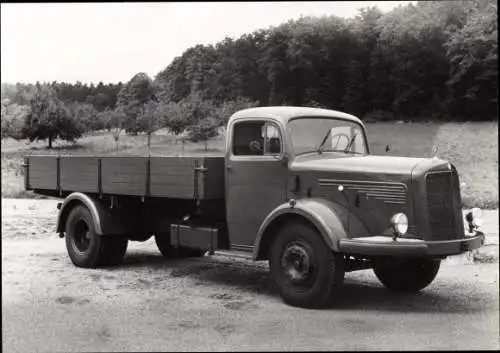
[426,172,456,240]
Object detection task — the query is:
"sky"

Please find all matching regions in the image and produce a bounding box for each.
[1,1,414,85]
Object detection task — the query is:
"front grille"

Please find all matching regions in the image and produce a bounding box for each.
[426,171,457,240]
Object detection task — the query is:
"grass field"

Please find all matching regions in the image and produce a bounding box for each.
[366,121,498,208]
[1,121,498,208]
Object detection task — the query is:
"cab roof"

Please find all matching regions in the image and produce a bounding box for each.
[228,106,364,126]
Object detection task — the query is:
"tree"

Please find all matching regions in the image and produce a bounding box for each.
[115,73,156,134]
[1,99,28,139]
[67,102,100,134]
[155,56,191,103]
[137,100,165,151]
[96,108,113,132]
[257,26,293,105]
[343,7,383,116]
[160,93,216,138]
[21,86,84,148]
[444,0,497,119]
[85,92,111,112]
[378,2,455,118]
[178,91,216,124]
[187,117,219,151]
[108,109,126,153]
[162,102,191,137]
[213,96,260,126]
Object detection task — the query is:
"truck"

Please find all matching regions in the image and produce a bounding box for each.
[23,106,485,309]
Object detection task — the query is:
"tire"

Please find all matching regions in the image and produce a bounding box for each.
[154,232,177,258]
[99,236,128,267]
[154,232,206,258]
[269,221,345,309]
[65,205,128,268]
[373,257,441,292]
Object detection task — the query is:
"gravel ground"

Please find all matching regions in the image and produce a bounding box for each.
[2,198,499,352]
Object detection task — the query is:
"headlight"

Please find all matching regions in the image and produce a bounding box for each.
[466,207,483,231]
[471,207,482,221]
[390,213,408,236]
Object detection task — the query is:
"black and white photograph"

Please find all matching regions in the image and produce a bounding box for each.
[1,1,498,351]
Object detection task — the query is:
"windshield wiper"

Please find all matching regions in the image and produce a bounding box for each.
[317,129,332,154]
[344,132,358,153]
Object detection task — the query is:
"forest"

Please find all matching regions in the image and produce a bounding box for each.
[1,0,497,148]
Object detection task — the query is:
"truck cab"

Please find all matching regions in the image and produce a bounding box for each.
[225,107,483,254]
[24,106,485,309]
[225,107,368,251]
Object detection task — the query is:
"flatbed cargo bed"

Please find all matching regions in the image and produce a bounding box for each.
[24,155,225,200]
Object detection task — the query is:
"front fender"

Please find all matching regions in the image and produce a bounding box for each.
[253,198,363,260]
[56,192,128,235]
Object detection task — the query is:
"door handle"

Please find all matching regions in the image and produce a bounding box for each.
[226,164,232,170]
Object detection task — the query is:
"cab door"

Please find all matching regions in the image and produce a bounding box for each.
[225,119,288,252]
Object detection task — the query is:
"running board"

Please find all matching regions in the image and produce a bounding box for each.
[213,250,253,260]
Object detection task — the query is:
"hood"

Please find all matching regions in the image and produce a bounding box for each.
[290,153,447,176]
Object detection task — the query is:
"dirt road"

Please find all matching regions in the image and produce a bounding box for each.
[2,199,499,351]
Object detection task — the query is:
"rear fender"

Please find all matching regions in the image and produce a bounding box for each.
[56,192,128,236]
[253,198,361,260]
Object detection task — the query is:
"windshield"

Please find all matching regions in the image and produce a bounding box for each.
[288,117,368,156]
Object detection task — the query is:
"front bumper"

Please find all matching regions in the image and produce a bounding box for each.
[339,232,485,257]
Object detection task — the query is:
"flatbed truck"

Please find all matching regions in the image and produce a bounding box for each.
[24,106,485,308]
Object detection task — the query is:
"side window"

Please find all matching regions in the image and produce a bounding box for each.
[232,121,282,156]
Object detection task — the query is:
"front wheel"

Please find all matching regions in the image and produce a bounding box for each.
[373,257,441,292]
[65,205,128,268]
[269,221,345,309]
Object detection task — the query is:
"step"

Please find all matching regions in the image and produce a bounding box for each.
[212,250,253,260]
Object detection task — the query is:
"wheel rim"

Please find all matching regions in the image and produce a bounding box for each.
[280,241,317,289]
[73,219,91,253]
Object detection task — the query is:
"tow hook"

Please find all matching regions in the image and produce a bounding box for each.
[57,202,62,210]
[58,232,65,238]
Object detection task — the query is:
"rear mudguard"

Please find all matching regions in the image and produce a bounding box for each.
[252,198,368,260]
[56,192,129,236]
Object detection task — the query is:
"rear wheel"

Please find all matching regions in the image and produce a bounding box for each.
[269,221,345,309]
[154,232,206,258]
[65,205,128,268]
[154,232,177,258]
[373,257,441,292]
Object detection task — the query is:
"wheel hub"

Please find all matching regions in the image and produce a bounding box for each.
[73,220,91,252]
[281,243,313,284]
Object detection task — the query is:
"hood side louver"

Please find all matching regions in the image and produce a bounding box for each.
[318,179,407,205]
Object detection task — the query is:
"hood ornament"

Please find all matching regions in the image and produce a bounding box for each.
[432,145,439,160]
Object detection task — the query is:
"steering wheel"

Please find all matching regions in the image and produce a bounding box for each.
[330,133,350,150]
[249,140,263,154]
